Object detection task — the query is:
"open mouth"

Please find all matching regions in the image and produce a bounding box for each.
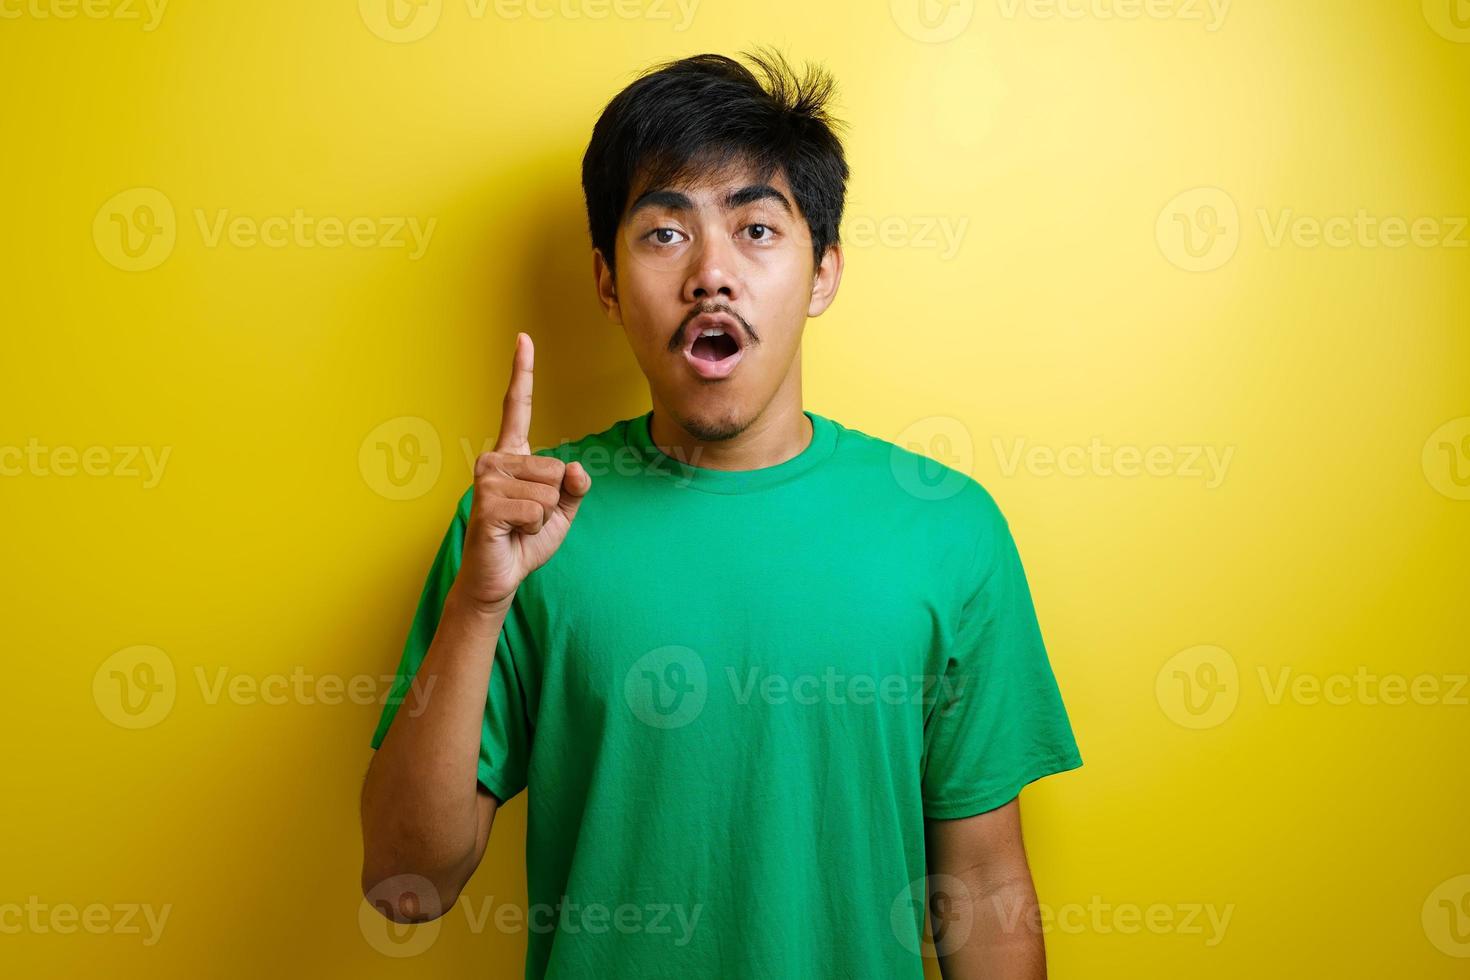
[680,314,747,380]
[690,329,741,362]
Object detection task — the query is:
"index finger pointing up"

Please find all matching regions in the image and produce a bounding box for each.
[495,332,534,454]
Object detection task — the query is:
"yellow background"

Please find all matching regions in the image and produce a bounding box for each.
[2,0,1467,976]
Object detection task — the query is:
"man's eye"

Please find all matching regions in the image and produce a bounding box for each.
[646,228,685,245]
[745,223,775,241]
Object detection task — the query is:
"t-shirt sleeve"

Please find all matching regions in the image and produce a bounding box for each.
[368,487,534,804]
[920,492,1083,819]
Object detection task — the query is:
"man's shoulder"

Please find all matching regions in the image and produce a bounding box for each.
[824,413,1009,532]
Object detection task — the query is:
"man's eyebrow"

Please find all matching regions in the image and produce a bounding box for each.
[626,184,794,220]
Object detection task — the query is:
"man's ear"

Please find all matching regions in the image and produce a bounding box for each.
[592,247,622,325]
[807,242,844,318]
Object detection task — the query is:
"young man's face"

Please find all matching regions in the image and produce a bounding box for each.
[594,160,843,442]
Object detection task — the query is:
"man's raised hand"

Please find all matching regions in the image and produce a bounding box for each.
[458,333,591,613]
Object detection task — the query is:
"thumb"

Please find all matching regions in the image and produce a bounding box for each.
[555,461,592,523]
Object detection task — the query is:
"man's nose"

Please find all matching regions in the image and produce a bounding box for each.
[683,233,739,303]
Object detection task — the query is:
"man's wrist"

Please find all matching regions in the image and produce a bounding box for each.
[444,582,514,627]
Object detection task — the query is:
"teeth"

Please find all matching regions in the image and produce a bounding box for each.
[699,327,727,337]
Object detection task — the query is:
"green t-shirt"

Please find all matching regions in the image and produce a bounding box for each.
[370,408,1082,978]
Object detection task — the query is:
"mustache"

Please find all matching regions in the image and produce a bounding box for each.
[668,303,758,351]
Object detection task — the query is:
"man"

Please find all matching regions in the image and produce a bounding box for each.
[360,48,1082,979]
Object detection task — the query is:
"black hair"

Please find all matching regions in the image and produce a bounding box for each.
[580,46,850,281]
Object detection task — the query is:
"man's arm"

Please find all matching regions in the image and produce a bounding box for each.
[925,796,1047,979]
[359,333,591,922]
[359,586,508,921]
